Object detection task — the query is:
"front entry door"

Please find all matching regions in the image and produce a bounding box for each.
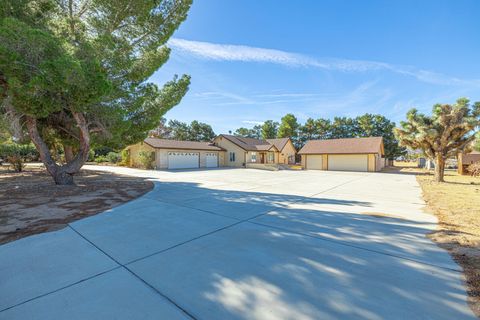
[260,153,265,163]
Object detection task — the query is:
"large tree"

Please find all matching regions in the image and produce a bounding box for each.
[330,117,357,138]
[261,120,278,139]
[277,113,299,141]
[0,0,192,184]
[355,114,406,160]
[187,120,215,141]
[394,98,480,182]
[299,118,332,146]
[168,120,190,141]
[234,125,261,139]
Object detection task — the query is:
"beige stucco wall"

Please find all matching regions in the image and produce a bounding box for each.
[127,142,156,168]
[213,136,246,167]
[279,141,297,164]
[368,154,375,172]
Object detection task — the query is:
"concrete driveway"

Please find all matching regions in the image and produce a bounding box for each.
[0,166,475,319]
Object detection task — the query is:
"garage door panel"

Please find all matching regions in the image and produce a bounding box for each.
[307,155,323,170]
[206,153,218,168]
[328,154,368,172]
[168,152,199,169]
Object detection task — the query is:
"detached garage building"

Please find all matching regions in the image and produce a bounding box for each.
[299,137,385,172]
[127,138,225,170]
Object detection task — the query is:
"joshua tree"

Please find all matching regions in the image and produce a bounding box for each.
[394,98,480,182]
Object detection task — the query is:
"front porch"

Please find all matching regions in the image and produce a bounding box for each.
[249,151,277,164]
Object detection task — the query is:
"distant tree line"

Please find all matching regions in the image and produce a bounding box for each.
[150,118,216,142]
[233,113,406,160]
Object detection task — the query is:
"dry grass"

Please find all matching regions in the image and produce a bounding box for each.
[391,166,480,317]
[0,164,154,244]
[393,160,419,167]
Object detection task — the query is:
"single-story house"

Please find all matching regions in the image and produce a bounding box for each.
[266,138,297,164]
[213,135,296,167]
[126,138,225,169]
[458,151,480,175]
[299,137,385,172]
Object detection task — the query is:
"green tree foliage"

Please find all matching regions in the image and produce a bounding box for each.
[330,117,356,138]
[277,114,300,140]
[168,120,191,140]
[474,134,480,152]
[151,119,216,141]
[188,120,216,141]
[149,117,172,139]
[298,118,332,145]
[0,0,192,184]
[261,120,279,139]
[394,98,480,182]
[354,114,406,160]
[234,126,261,139]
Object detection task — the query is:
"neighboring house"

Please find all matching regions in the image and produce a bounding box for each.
[299,137,385,172]
[126,138,225,169]
[458,151,480,175]
[266,138,297,164]
[213,134,296,167]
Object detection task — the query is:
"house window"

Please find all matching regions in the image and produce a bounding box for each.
[251,152,256,163]
[268,152,274,162]
[229,152,236,162]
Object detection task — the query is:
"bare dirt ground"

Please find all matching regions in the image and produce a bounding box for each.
[385,165,480,317]
[0,164,153,245]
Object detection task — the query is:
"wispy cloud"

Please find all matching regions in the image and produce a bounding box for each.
[242,120,264,125]
[168,38,480,87]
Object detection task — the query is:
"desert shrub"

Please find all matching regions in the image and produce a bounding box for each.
[106,152,121,164]
[138,151,155,169]
[119,149,130,166]
[468,161,480,177]
[6,155,25,172]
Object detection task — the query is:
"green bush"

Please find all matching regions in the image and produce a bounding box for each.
[0,143,39,161]
[106,152,121,163]
[88,149,95,162]
[93,146,114,157]
[94,155,108,163]
[138,151,155,169]
[119,149,130,166]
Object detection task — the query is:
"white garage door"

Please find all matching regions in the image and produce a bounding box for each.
[328,154,368,172]
[205,152,218,168]
[306,155,323,170]
[168,152,199,169]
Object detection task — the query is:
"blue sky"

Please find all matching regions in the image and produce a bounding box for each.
[151,0,480,134]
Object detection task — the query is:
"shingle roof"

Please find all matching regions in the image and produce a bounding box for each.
[266,138,291,151]
[143,138,225,151]
[462,151,480,163]
[298,137,384,155]
[220,135,278,151]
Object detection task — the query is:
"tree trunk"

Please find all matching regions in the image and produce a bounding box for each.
[26,113,90,185]
[434,154,446,182]
[53,169,74,185]
[63,145,74,163]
